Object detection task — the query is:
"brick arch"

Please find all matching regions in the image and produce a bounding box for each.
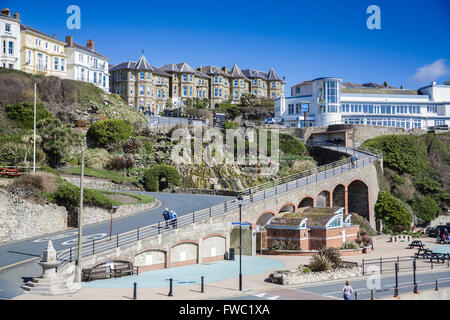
[347,179,370,222]
[134,248,168,271]
[278,202,297,214]
[332,184,346,208]
[135,246,167,256]
[255,210,277,226]
[202,233,226,241]
[298,196,315,208]
[170,239,199,249]
[316,189,332,207]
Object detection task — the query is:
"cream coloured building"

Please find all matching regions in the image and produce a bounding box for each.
[0,8,21,70]
[20,25,67,77]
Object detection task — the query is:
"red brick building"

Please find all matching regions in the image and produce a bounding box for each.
[266,207,359,251]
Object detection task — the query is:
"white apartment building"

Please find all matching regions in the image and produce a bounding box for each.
[20,25,67,77]
[275,77,450,130]
[0,8,20,70]
[65,36,109,92]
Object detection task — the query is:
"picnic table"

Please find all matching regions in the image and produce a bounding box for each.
[408,240,424,249]
[0,168,24,178]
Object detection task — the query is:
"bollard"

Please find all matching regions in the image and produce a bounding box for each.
[133,282,137,300]
[354,291,357,300]
[435,280,438,291]
[201,276,204,293]
[370,290,374,300]
[394,287,398,297]
[168,278,173,296]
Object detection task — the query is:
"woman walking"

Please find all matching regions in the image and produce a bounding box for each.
[342,280,353,300]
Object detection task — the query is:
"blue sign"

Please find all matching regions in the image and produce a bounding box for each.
[301,104,309,112]
[231,222,251,226]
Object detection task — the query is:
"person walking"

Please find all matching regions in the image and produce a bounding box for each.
[342,281,353,300]
[436,228,441,243]
[351,156,356,168]
[163,208,170,228]
[170,210,178,229]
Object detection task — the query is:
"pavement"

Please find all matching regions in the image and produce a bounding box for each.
[9,236,450,300]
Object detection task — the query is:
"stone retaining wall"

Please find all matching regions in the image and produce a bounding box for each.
[269,266,362,285]
[61,175,141,192]
[0,189,67,244]
[81,201,160,226]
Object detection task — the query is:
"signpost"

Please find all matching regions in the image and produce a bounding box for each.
[302,103,310,128]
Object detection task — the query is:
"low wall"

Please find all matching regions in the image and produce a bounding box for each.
[81,201,160,226]
[380,287,450,300]
[261,248,365,256]
[269,266,362,285]
[0,189,67,244]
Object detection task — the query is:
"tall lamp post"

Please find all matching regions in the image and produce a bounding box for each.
[237,195,243,291]
[75,140,86,283]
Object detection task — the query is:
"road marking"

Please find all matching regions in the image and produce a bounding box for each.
[61,233,107,246]
[253,293,266,298]
[266,295,280,300]
[33,231,79,243]
[385,281,422,287]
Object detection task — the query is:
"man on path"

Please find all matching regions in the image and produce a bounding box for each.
[163,208,170,228]
[342,280,353,300]
[170,210,178,229]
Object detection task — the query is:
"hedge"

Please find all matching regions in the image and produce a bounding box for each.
[87,119,134,148]
[143,164,180,191]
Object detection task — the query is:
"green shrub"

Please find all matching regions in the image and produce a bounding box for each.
[6,102,53,130]
[279,134,306,156]
[342,242,359,249]
[143,164,181,191]
[302,267,311,273]
[317,247,344,269]
[87,119,134,148]
[83,148,112,169]
[308,254,332,272]
[223,121,240,130]
[411,196,441,225]
[375,191,413,233]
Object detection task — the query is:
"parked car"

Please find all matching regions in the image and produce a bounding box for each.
[264,117,277,124]
[427,225,449,238]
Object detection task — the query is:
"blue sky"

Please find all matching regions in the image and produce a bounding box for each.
[5,0,450,93]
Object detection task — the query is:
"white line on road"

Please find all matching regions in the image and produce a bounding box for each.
[253,293,266,298]
[266,295,280,300]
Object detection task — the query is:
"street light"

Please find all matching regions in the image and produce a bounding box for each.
[109,205,120,240]
[237,195,243,291]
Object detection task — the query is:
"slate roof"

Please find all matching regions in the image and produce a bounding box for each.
[266,67,282,81]
[229,64,249,80]
[20,25,65,44]
[109,54,170,76]
[70,42,109,60]
[241,68,268,80]
[135,54,154,71]
[200,65,227,76]
[159,62,197,74]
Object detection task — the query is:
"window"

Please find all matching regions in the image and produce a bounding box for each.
[27,51,31,64]
[253,79,257,86]
[271,82,275,88]
[61,58,65,71]
[219,77,222,84]
[214,88,218,97]
[183,74,188,82]
[288,104,294,114]
[325,81,338,103]
[2,40,5,54]
[5,24,10,32]
[189,86,193,97]
[147,73,151,80]
[103,76,106,88]
[234,80,238,86]
[140,72,145,80]
[162,89,166,98]
[189,74,193,82]
[234,90,238,99]
[8,41,13,55]
[157,89,161,98]
[94,72,97,83]
[219,88,222,97]
[183,86,187,97]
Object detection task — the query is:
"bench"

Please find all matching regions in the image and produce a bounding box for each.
[415,247,432,259]
[113,261,139,278]
[409,240,424,249]
[391,235,412,242]
[429,252,450,263]
[82,265,115,282]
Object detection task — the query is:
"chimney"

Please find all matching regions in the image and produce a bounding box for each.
[1,8,11,17]
[65,35,73,47]
[87,40,94,51]
[13,11,20,20]
[53,33,56,39]
[222,66,229,73]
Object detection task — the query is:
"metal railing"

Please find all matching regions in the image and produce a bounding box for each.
[56,141,382,270]
[362,255,450,275]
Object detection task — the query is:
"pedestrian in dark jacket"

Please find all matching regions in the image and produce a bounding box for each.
[170,210,177,229]
[163,208,170,228]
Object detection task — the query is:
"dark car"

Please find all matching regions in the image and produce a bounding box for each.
[427,225,449,238]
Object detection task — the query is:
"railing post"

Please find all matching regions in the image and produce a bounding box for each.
[380,257,382,274]
[201,276,204,293]
[435,280,438,291]
[137,228,140,241]
[168,278,173,296]
[116,234,119,247]
[224,202,227,212]
[193,212,195,223]
[133,282,137,300]
[362,259,365,276]
[92,240,95,255]
[209,207,212,218]
[70,247,72,262]
[158,222,160,234]
[354,291,358,300]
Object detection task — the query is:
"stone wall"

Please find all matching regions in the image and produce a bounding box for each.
[0,189,67,244]
[269,266,362,285]
[81,201,160,226]
[61,175,141,192]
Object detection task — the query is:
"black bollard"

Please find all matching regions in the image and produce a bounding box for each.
[133,282,137,300]
[201,276,204,293]
[435,280,438,291]
[354,291,357,300]
[168,278,173,296]
[370,290,374,300]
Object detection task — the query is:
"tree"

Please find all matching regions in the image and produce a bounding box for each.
[6,102,53,130]
[375,191,413,233]
[411,196,441,225]
[37,118,82,168]
[86,119,134,148]
[143,164,181,191]
[240,93,260,108]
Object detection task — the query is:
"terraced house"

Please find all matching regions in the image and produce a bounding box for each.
[159,62,210,109]
[0,8,20,70]
[109,54,170,114]
[20,24,67,78]
[109,54,285,113]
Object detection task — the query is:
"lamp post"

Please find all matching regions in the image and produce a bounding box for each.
[237,195,243,291]
[75,141,86,283]
[109,205,119,240]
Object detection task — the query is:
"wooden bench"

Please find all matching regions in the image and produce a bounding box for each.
[82,265,115,282]
[429,252,450,263]
[113,261,139,278]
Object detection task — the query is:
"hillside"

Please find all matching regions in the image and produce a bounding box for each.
[0,67,146,134]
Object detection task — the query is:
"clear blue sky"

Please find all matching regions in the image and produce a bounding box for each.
[5,0,450,93]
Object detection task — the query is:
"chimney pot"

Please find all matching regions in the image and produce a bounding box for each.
[13,11,20,20]
[87,40,94,51]
[1,8,11,17]
[65,36,73,47]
